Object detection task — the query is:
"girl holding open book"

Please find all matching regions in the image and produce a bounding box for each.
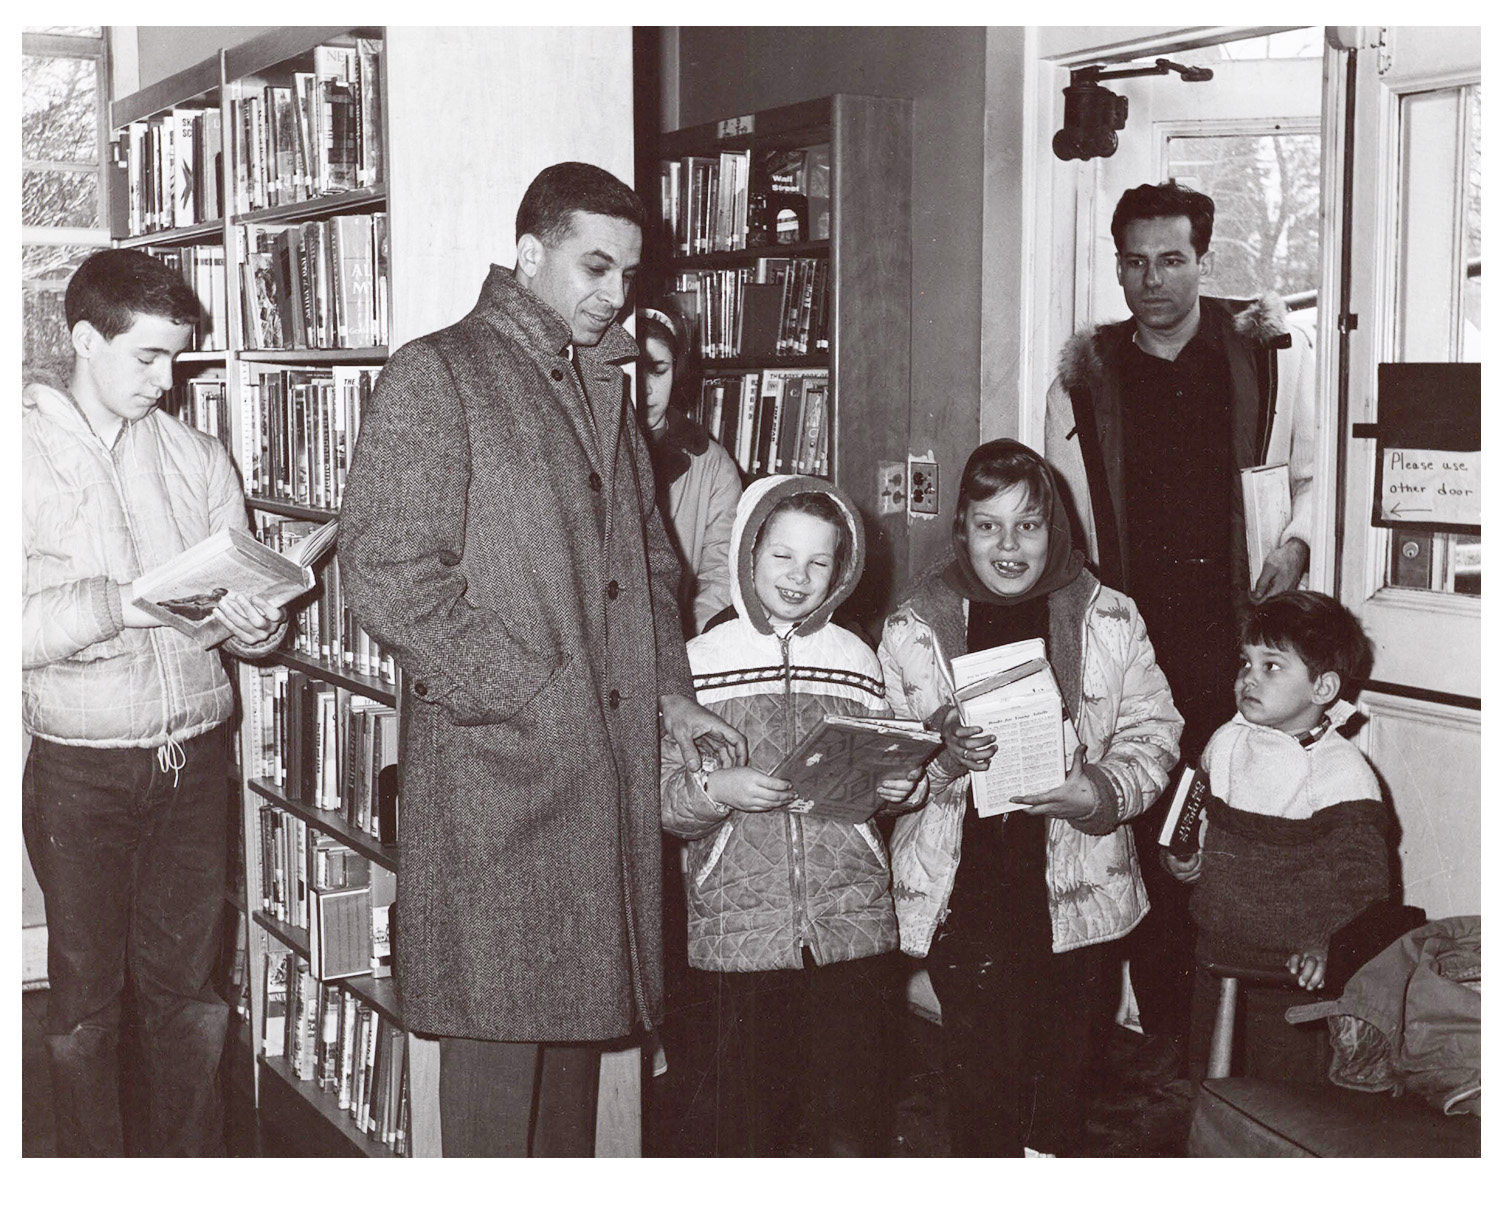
[878,439,1182,1156]
[660,474,927,1156]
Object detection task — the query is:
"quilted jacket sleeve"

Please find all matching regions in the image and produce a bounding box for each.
[660,732,731,840]
[1088,596,1183,823]
[21,558,126,670]
[878,611,965,804]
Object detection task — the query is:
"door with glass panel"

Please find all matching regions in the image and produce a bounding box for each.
[1334,26,1479,918]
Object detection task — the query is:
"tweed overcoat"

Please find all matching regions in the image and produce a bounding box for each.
[337,266,693,1042]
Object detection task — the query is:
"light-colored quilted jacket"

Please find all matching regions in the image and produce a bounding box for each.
[23,382,283,747]
[660,474,925,972]
[879,561,1182,956]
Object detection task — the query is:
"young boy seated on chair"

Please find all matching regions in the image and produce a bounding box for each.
[1163,591,1393,1084]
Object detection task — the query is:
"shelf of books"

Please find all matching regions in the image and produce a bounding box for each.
[655,95,911,620]
[111,25,429,1159]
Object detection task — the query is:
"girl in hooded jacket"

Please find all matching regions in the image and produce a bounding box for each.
[879,439,1182,1157]
[661,474,926,1156]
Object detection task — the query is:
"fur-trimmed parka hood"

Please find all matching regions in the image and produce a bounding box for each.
[1056,292,1291,396]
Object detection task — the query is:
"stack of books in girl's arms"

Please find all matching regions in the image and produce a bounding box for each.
[951,638,1070,817]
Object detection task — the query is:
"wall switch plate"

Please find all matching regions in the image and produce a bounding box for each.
[877,461,906,515]
[908,458,939,516]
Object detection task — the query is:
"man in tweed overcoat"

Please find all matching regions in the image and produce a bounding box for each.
[338,163,744,1155]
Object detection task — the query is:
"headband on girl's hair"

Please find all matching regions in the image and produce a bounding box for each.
[640,307,681,344]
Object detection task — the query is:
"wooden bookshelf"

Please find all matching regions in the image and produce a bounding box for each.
[656,95,913,623]
[249,778,398,869]
[110,26,420,1157]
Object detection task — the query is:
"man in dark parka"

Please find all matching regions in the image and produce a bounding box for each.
[338,163,745,1156]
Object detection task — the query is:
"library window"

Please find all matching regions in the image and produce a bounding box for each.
[1161,125,1322,304]
[22,26,112,384]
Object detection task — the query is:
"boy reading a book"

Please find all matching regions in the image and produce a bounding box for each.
[23,249,287,1154]
[660,475,926,1155]
[1162,591,1392,1083]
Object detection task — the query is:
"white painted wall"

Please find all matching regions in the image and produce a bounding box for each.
[385,26,636,345]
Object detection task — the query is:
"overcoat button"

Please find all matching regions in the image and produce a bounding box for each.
[607,580,620,599]
[551,368,565,381]
[609,689,620,709]
[589,472,603,492]
[413,680,428,697]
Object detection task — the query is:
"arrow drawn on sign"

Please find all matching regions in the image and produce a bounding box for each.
[1388,503,1434,518]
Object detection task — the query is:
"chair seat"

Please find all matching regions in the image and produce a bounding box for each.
[1188,1077,1481,1157]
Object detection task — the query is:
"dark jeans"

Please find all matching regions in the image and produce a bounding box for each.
[438,1037,600,1156]
[23,727,231,1156]
[929,929,1108,1157]
[698,950,895,1157]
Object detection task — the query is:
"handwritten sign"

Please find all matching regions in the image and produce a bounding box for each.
[1380,447,1480,528]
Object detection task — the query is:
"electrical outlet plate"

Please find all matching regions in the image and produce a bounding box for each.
[877,461,906,515]
[908,457,939,517]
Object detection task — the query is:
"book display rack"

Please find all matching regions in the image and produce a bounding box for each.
[654,96,912,619]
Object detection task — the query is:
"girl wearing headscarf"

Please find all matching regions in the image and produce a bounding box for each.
[878,438,1182,1156]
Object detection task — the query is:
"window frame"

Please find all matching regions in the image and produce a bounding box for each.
[22,28,114,241]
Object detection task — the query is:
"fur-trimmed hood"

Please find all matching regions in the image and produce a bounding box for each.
[1056,292,1290,396]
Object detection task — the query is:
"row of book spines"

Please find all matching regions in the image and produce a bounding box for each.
[239,363,380,510]
[240,213,389,351]
[147,247,228,350]
[116,108,223,236]
[254,802,394,971]
[669,257,829,359]
[166,377,231,447]
[263,952,409,1153]
[696,370,831,479]
[229,40,384,216]
[247,664,399,839]
[661,150,752,255]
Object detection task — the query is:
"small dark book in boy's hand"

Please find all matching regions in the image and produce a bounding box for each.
[772,715,941,824]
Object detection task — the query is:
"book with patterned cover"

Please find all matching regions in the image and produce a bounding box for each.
[772,715,941,823]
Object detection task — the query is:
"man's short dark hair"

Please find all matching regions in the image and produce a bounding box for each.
[1241,591,1375,698]
[515,162,647,247]
[64,248,203,340]
[1111,182,1216,258]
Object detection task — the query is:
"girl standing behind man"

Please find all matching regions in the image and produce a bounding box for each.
[637,307,741,635]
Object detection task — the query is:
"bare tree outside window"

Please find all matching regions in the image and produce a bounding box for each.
[22,28,111,387]
[1165,130,1322,302]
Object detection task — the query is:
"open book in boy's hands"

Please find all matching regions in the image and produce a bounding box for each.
[131,518,336,649]
[772,715,942,824]
[951,637,1070,818]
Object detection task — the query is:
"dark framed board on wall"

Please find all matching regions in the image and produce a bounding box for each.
[1361,362,1480,536]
